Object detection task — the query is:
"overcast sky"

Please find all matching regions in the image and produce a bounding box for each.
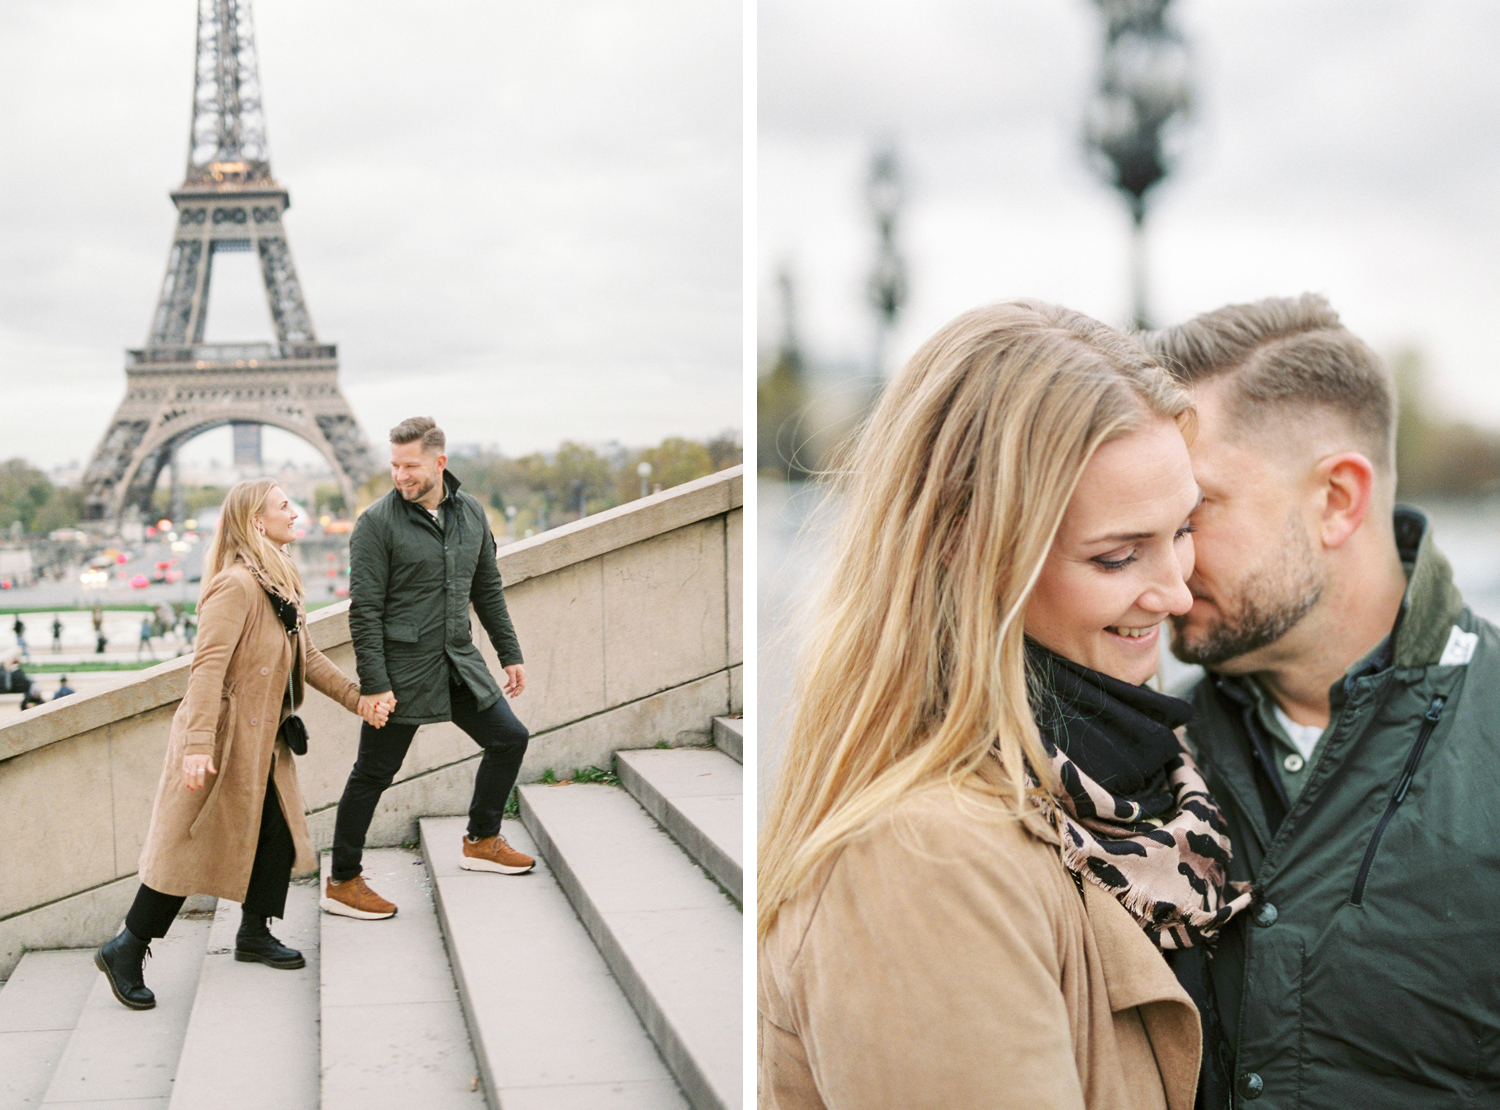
[0,0,740,472]
[761,0,1500,429]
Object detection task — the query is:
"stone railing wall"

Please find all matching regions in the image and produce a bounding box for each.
[0,467,742,976]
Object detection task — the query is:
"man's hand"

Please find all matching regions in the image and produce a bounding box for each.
[182,752,217,791]
[502,664,526,697]
[358,692,396,728]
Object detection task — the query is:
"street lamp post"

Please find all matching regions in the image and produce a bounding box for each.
[1084,0,1192,331]
[866,147,908,385]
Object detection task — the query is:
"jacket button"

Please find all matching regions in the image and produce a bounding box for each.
[1252,902,1278,927]
[1237,1072,1264,1099]
[260,667,270,676]
[1283,753,1304,772]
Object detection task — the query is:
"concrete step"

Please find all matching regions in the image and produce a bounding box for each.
[318,847,485,1110]
[41,914,212,1108]
[519,783,741,1110]
[710,717,741,763]
[419,816,691,1110]
[0,949,98,1108]
[615,749,742,903]
[168,881,321,1110]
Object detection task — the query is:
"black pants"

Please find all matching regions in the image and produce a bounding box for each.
[329,682,529,882]
[126,771,295,940]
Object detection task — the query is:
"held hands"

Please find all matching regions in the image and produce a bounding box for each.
[502,663,526,698]
[358,691,397,728]
[182,753,217,791]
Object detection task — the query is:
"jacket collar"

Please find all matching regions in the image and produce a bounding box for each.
[1389,506,1465,668]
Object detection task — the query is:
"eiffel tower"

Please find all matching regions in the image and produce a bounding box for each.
[80,0,377,523]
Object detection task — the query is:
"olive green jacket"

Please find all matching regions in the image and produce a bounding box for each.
[1186,509,1500,1108]
[348,471,522,724]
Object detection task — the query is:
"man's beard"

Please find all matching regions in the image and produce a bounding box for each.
[1171,514,1325,669]
[400,476,437,502]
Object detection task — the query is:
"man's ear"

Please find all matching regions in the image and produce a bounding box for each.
[1315,452,1375,549]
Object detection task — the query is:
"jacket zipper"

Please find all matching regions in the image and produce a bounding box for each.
[1349,695,1445,906]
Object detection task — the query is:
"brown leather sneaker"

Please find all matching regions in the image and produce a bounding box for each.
[460,833,535,874]
[320,874,397,919]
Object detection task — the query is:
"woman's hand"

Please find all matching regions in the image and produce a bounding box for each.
[182,753,217,791]
[357,693,394,728]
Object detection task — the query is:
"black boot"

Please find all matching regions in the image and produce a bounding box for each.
[95,927,155,1010]
[235,913,305,969]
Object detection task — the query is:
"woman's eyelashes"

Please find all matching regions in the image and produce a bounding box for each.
[1093,523,1194,571]
[1093,549,1137,572]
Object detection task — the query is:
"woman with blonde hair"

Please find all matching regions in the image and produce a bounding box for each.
[758,301,1250,1109]
[95,479,389,1009]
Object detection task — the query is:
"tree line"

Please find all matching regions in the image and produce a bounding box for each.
[0,432,741,538]
[445,433,741,536]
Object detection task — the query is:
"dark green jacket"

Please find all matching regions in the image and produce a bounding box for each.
[348,471,522,724]
[1187,509,1500,1108]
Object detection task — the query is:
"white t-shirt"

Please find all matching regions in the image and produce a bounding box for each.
[1272,704,1324,761]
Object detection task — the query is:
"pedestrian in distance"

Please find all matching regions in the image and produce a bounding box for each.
[53,675,74,700]
[13,614,27,660]
[322,416,532,921]
[137,615,155,660]
[51,614,62,653]
[91,603,104,635]
[759,302,1250,1109]
[19,680,46,711]
[94,478,392,1011]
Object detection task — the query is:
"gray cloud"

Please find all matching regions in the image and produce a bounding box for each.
[761,0,1500,424]
[0,0,741,469]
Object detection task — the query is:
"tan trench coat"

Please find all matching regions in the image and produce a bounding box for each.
[759,782,1200,1110]
[138,563,360,901]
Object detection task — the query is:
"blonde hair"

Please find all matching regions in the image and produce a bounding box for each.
[758,300,1191,940]
[200,478,304,602]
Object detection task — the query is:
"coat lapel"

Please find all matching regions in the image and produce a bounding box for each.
[1083,881,1201,1110]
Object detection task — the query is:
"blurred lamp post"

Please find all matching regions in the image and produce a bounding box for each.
[866,147,908,382]
[637,461,653,500]
[1084,0,1192,330]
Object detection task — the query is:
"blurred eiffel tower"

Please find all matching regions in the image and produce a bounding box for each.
[80,0,376,523]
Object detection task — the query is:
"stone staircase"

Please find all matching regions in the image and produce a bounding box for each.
[0,716,743,1110]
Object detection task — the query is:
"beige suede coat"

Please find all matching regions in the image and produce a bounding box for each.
[759,783,1200,1110]
[138,562,360,901]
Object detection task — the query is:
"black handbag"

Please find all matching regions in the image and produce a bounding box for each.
[280,713,309,756]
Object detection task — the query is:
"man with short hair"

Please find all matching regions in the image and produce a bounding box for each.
[1147,295,1500,1107]
[321,416,532,920]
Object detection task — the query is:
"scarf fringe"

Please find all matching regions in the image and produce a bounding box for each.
[1039,750,1253,949]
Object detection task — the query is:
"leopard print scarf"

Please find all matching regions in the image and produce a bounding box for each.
[1027,642,1252,950]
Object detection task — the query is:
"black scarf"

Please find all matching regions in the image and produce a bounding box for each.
[263,587,300,635]
[1025,638,1189,820]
